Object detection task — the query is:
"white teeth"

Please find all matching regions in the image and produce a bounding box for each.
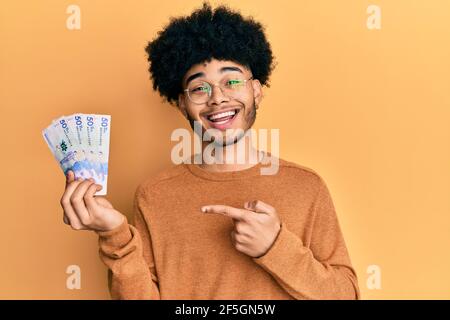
[208,110,236,121]
[214,119,229,125]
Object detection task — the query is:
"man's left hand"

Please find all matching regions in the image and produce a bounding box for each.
[201,200,281,258]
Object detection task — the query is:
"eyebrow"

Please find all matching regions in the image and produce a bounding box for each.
[184,66,243,87]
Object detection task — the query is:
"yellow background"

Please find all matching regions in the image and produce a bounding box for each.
[1,0,449,299]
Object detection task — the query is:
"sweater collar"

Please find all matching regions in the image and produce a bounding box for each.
[183,151,272,181]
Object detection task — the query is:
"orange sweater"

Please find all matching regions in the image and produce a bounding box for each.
[96,155,360,299]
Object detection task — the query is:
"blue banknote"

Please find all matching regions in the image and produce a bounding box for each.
[42,114,111,195]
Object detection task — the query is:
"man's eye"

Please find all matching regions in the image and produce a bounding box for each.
[227,79,243,86]
[191,86,208,93]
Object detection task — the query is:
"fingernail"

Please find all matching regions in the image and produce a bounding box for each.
[201,207,207,213]
[89,178,95,183]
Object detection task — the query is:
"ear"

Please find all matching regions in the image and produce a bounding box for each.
[251,79,263,107]
[178,94,188,119]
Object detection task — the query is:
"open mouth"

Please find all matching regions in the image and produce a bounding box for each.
[205,108,240,126]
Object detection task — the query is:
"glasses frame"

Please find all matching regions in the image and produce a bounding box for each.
[183,76,254,104]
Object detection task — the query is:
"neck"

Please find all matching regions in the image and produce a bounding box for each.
[198,131,262,173]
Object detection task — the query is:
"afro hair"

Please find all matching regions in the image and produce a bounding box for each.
[144,1,275,106]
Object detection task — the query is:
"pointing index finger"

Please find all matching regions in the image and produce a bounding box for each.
[201,205,246,221]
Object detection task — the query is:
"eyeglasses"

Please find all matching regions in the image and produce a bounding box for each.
[184,76,253,104]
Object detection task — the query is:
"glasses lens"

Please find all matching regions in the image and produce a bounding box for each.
[223,78,246,93]
[221,78,247,99]
[186,78,250,104]
[226,79,246,88]
[187,82,211,104]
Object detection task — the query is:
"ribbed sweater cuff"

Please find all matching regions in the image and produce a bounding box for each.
[95,217,132,248]
[252,221,307,269]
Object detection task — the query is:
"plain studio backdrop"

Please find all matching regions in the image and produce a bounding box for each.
[0,0,449,299]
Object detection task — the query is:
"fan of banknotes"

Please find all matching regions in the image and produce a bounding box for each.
[42,114,111,195]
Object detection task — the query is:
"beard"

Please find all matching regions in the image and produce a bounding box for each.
[186,98,257,147]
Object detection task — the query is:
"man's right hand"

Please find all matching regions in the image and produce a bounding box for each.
[60,170,125,232]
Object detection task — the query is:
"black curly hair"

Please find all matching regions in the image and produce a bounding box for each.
[145,1,275,107]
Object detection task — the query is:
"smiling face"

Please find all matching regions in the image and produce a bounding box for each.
[178,59,262,146]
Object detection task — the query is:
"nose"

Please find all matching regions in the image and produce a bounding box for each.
[208,84,230,106]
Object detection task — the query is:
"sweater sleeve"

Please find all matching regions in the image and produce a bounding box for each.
[96,186,161,300]
[252,177,361,300]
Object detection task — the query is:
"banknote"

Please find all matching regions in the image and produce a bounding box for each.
[42,114,111,195]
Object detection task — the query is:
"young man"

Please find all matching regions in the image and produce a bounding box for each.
[60,3,360,300]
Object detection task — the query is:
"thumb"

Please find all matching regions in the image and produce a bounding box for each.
[245,200,275,215]
[65,170,74,186]
[84,183,102,210]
